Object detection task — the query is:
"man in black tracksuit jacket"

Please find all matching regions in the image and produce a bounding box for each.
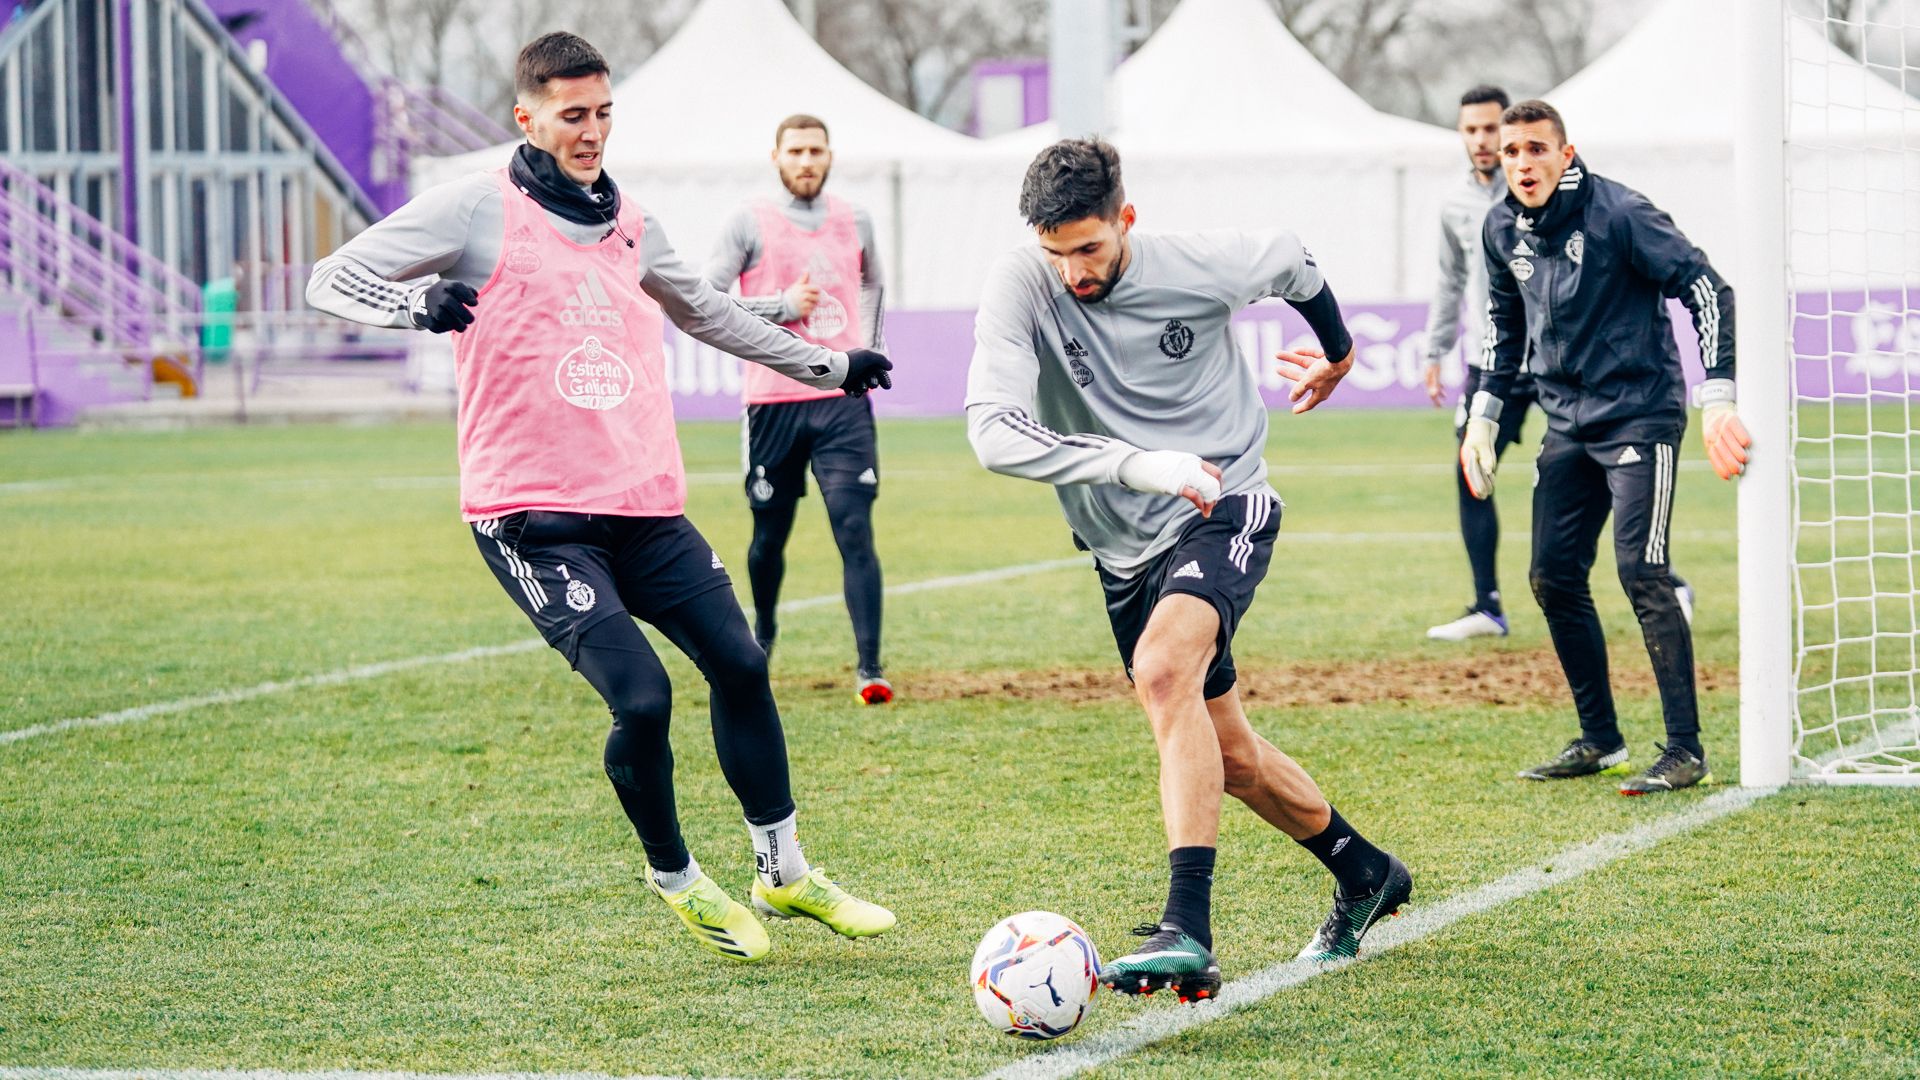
[1461,99,1752,795]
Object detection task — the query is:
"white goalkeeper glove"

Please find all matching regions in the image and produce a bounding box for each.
[1117,449,1222,516]
[1459,390,1501,500]
[1697,379,1751,481]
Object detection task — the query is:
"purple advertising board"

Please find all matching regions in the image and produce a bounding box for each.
[661,290,1920,422]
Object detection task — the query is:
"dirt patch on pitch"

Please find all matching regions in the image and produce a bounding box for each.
[902,650,1732,710]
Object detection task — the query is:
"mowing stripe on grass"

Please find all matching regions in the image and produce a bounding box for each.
[0,556,1091,748]
[983,784,1777,1080]
[0,1060,710,1068]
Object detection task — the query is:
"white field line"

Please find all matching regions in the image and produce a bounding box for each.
[0,557,1090,749]
[10,458,1747,499]
[983,784,1778,1080]
[0,479,74,494]
[0,790,1778,1080]
[1282,529,1732,544]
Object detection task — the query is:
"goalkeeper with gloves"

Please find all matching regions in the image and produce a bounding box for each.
[966,139,1411,1002]
[1461,100,1747,795]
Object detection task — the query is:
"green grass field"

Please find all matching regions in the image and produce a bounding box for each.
[2,411,1915,1078]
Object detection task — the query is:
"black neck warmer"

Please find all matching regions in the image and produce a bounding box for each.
[508,143,621,227]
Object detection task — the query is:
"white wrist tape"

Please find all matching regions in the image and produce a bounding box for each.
[1696,378,1736,409]
[1469,389,1504,422]
[1117,450,1222,502]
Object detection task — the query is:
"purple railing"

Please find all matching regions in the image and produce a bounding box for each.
[391,82,513,158]
[0,161,201,317]
[0,160,206,420]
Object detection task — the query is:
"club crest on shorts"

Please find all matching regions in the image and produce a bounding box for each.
[555,336,634,410]
[804,293,849,340]
[1565,231,1585,264]
[1159,319,1195,360]
[1509,257,1535,282]
[565,577,597,612]
[749,465,775,504]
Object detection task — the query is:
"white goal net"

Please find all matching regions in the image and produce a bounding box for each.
[1782,0,1920,780]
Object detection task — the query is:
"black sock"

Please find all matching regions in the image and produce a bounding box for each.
[1297,806,1390,898]
[1161,846,1215,950]
[1459,454,1503,614]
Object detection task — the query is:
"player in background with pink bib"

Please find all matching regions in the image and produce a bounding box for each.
[306,34,897,964]
[704,115,892,705]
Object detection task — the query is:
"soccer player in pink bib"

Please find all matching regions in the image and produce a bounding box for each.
[705,115,892,704]
[306,33,896,962]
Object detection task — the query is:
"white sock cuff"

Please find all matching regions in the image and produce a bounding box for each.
[748,812,808,888]
[650,855,702,894]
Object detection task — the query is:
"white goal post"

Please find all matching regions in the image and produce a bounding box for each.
[1740,0,1920,785]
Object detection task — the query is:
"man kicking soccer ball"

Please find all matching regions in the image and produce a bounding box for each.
[1464,100,1746,794]
[966,139,1413,1000]
[306,32,895,961]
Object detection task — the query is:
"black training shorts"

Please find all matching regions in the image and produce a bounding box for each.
[743,394,879,507]
[1097,490,1281,701]
[472,510,732,656]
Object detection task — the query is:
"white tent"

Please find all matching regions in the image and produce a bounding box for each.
[419,0,1469,307]
[1547,0,1920,288]
[423,0,987,306]
[1110,0,1449,152]
[1552,0,1917,146]
[973,0,1460,304]
[595,0,978,164]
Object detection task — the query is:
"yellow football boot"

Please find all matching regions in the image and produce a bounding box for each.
[750,867,897,939]
[647,872,770,962]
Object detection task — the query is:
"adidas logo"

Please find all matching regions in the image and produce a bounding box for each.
[711,551,725,569]
[1618,446,1642,465]
[1513,239,1536,256]
[561,268,623,327]
[1330,836,1350,855]
[1064,337,1089,358]
[1172,560,1204,581]
[857,467,878,486]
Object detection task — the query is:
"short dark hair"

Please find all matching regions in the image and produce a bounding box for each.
[1459,85,1510,110]
[1019,139,1125,230]
[515,32,609,102]
[774,114,829,147]
[1501,99,1567,144]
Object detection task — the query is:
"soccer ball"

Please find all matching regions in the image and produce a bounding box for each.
[969,911,1101,1039]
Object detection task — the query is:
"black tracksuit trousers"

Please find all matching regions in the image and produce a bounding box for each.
[1529,423,1700,752]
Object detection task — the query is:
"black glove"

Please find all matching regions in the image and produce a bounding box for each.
[412,280,479,333]
[840,348,893,396]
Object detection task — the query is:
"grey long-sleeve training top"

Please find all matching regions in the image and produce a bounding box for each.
[306,170,849,389]
[1422,169,1506,370]
[965,229,1328,578]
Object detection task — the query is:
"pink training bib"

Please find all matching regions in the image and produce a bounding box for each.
[451,169,685,521]
[738,196,864,405]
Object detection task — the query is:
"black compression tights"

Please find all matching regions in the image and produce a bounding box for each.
[747,491,883,671]
[570,588,794,872]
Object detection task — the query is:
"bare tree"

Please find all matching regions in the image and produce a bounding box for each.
[336,0,696,123]
[815,0,1046,121]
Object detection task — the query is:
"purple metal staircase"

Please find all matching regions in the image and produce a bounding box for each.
[0,160,205,426]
